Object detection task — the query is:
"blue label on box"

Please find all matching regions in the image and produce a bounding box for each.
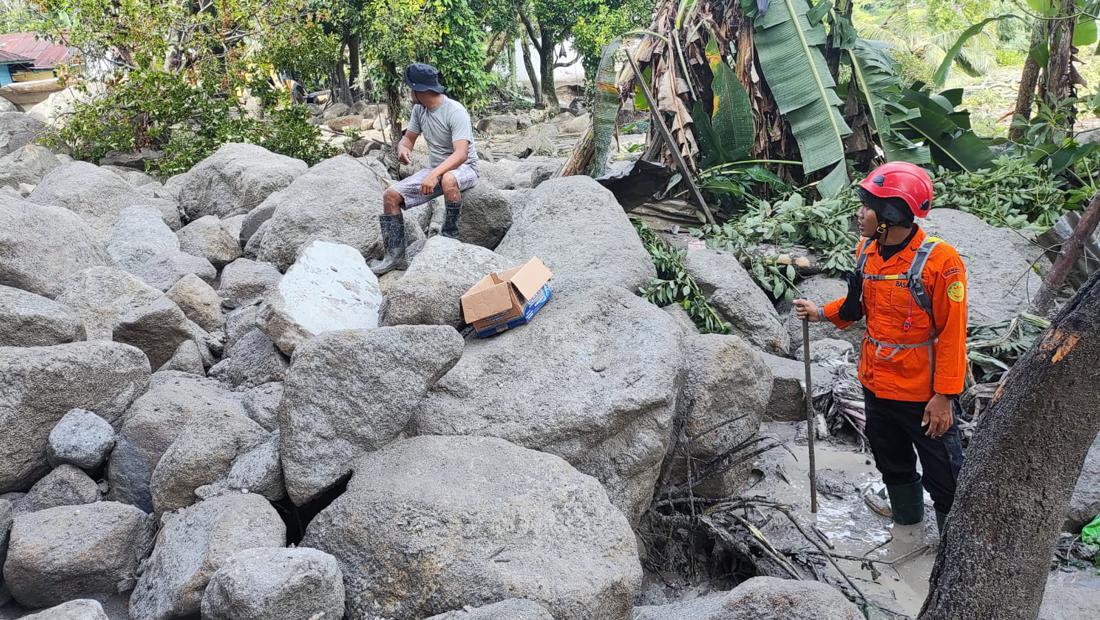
[473,284,552,338]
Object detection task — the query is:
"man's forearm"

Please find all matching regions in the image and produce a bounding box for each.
[429,150,467,177]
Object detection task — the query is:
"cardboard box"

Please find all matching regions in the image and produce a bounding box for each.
[460,257,553,337]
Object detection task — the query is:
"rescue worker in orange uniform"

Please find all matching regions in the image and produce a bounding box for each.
[794,162,967,533]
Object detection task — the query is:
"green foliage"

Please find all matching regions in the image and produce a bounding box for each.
[33,0,336,175]
[633,219,731,335]
[967,313,1050,384]
[572,0,654,79]
[846,38,932,164]
[931,14,1021,87]
[699,192,858,302]
[754,0,851,195]
[932,156,1066,231]
[692,51,754,168]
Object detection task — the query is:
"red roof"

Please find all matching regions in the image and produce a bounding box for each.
[0,33,70,69]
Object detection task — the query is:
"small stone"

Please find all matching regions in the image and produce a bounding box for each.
[47,408,116,470]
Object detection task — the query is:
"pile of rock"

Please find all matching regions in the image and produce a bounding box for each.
[0,121,859,618]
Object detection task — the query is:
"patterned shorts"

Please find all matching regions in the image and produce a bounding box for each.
[390,164,479,208]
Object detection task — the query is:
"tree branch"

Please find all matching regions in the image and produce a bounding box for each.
[517,9,542,52]
[554,50,580,68]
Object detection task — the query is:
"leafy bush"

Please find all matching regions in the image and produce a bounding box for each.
[44,69,335,178]
[699,192,858,302]
[633,219,730,335]
[932,156,1066,231]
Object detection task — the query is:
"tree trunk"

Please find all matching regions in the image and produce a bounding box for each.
[1009,20,1047,140]
[348,33,361,99]
[520,38,542,104]
[1032,191,1100,316]
[539,33,560,110]
[1043,0,1078,131]
[382,61,403,143]
[919,271,1100,619]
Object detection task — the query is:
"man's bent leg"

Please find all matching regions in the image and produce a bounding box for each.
[439,165,478,240]
[864,389,925,525]
[370,188,409,275]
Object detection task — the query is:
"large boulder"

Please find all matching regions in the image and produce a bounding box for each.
[219,258,282,309]
[175,143,307,220]
[254,155,387,270]
[632,576,862,619]
[258,240,384,356]
[681,245,789,355]
[0,284,84,346]
[27,161,178,240]
[57,267,212,369]
[176,215,242,268]
[496,176,655,293]
[200,547,345,620]
[425,599,555,620]
[477,156,561,191]
[106,206,216,291]
[0,144,61,189]
[302,436,642,620]
[128,493,286,620]
[783,275,865,352]
[414,286,682,522]
[47,408,116,470]
[663,334,771,497]
[457,182,512,249]
[1065,434,1100,532]
[922,209,1047,324]
[759,352,831,422]
[18,464,99,513]
[166,273,225,333]
[0,498,12,570]
[107,373,246,512]
[0,111,44,156]
[3,502,155,608]
[0,341,149,492]
[149,410,268,514]
[21,599,110,620]
[162,340,206,376]
[281,325,463,505]
[381,237,508,328]
[0,194,113,299]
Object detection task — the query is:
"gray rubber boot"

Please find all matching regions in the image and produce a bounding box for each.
[441,201,461,239]
[369,213,407,276]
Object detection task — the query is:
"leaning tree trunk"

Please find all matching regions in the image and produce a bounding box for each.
[1032,191,1100,316]
[919,271,1100,619]
[1009,20,1047,140]
[520,39,542,105]
[1043,0,1079,131]
[347,33,361,99]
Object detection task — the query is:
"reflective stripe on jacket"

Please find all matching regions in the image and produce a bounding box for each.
[822,226,968,402]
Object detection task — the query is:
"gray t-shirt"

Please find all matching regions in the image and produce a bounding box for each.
[408,97,479,170]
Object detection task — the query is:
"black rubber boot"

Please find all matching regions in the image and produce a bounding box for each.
[369,213,407,275]
[886,480,925,525]
[936,509,948,534]
[442,201,461,239]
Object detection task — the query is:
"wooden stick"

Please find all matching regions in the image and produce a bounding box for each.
[625,52,715,225]
[1031,190,1100,316]
[803,318,818,513]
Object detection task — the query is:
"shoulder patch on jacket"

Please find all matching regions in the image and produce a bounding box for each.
[947,280,965,303]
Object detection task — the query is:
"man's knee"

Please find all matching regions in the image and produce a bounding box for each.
[440,172,461,200]
[382,189,404,214]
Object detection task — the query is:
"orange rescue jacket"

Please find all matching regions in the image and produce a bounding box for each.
[822,226,968,402]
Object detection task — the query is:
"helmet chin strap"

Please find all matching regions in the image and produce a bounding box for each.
[875,221,889,241]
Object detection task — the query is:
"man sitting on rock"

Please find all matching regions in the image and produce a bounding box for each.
[370,62,480,275]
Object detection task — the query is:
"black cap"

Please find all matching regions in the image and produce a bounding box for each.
[404,63,445,93]
[857,187,913,227]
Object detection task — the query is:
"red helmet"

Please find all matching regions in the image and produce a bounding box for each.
[858,162,934,219]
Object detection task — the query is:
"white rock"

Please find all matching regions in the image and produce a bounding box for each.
[258,240,382,356]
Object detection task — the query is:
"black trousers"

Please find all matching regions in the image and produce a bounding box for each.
[863,388,966,515]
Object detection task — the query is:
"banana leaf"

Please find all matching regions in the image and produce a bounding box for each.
[753,0,851,195]
[894,87,995,172]
[590,37,622,178]
[848,38,930,164]
[710,61,754,163]
[932,15,1020,88]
